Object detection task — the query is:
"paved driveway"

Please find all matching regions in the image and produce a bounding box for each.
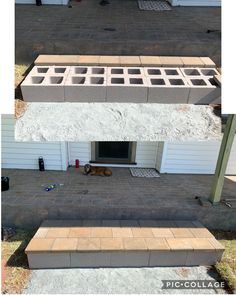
[23,266,227,294]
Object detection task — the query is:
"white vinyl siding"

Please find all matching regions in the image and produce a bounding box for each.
[167,0,221,6]
[1,115,67,170]
[68,142,158,168]
[160,140,236,175]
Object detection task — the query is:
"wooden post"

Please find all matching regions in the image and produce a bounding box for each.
[209,114,236,204]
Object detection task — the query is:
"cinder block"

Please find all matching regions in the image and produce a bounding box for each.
[70,66,106,76]
[186,77,221,104]
[180,68,202,77]
[149,250,188,266]
[71,252,111,267]
[107,67,126,76]
[106,75,148,103]
[147,77,190,103]
[200,57,216,68]
[186,250,221,266]
[199,68,220,77]
[140,56,162,67]
[27,252,70,269]
[110,251,149,267]
[143,67,162,77]
[159,56,184,67]
[21,74,65,102]
[120,56,141,66]
[34,55,79,66]
[64,75,106,102]
[31,66,50,75]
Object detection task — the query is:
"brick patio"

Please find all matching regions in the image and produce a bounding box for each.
[15,0,221,64]
[2,168,235,230]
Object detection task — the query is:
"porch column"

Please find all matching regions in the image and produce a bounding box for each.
[209,114,236,204]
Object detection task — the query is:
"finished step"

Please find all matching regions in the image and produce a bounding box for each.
[25,219,224,269]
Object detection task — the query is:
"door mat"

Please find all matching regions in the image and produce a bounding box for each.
[138,0,172,11]
[130,168,160,178]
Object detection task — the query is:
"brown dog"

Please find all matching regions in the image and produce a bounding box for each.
[83,164,112,177]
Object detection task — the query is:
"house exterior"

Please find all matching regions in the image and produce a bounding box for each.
[15,0,69,5]
[2,115,236,174]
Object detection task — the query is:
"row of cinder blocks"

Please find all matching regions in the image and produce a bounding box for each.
[34,55,216,68]
[21,66,221,104]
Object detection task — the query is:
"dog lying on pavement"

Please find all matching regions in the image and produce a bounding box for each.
[83,164,112,176]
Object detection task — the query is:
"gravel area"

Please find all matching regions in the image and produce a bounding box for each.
[15,103,221,141]
[23,266,226,294]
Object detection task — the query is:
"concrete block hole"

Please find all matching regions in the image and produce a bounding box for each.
[72,77,86,84]
[201,69,218,76]
[111,68,124,74]
[184,69,201,76]
[150,79,165,85]
[111,77,125,84]
[128,69,141,75]
[36,67,49,74]
[31,76,44,84]
[54,67,66,74]
[92,68,105,75]
[49,77,63,84]
[74,67,88,74]
[191,79,207,86]
[164,69,179,76]
[147,69,161,75]
[90,77,104,84]
[169,79,184,85]
[129,78,143,85]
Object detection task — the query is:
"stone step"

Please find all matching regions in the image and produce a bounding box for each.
[25,220,224,269]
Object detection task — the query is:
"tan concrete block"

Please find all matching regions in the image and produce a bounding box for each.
[159,56,184,67]
[140,56,162,67]
[34,228,49,238]
[200,57,216,68]
[76,238,101,251]
[25,238,54,253]
[123,238,147,250]
[181,57,205,67]
[46,228,70,238]
[27,252,70,269]
[145,238,170,250]
[152,228,174,238]
[90,227,113,238]
[34,55,79,66]
[132,228,154,238]
[77,55,100,66]
[171,228,194,238]
[190,228,214,239]
[120,56,141,66]
[208,238,225,251]
[188,238,215,250]
[68,227,91,238]
[100,238,124,250]
[112,228,133,238]
[99,56,120,66]
[51,238,78,252]
[166,238,193,250]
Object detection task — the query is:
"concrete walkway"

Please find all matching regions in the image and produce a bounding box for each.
[23,266,226,294]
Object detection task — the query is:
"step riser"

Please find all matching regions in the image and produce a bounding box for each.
[27,250,223,269]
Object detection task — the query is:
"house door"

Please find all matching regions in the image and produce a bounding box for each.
[91,142,137,164]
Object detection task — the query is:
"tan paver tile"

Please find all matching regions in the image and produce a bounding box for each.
[78,55,100,65]
[34,228,48,238]
[69,227,91,238]
[166,238,193,250]
[171,228,194,238]
[25,238,54,252]
[100,238,124,250]
[35,55,79,65]
[200,57,216,68]
[91,227,113,238]
[77,238,101,251]
[99,55,120,66]
[112,228,133,238]
[181,56,204,67]
[120,56,141,66]
[188,238,215,250]
[132,228,154,238]
[190,228,214,238]
[152,228,174,238]
[46,228,70,238]
[208,238,225,250]
[51,238,78,252]
[159,56,183,67]
[139,56,162,66]
[145,238,170,250]
[123,238,147,250]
